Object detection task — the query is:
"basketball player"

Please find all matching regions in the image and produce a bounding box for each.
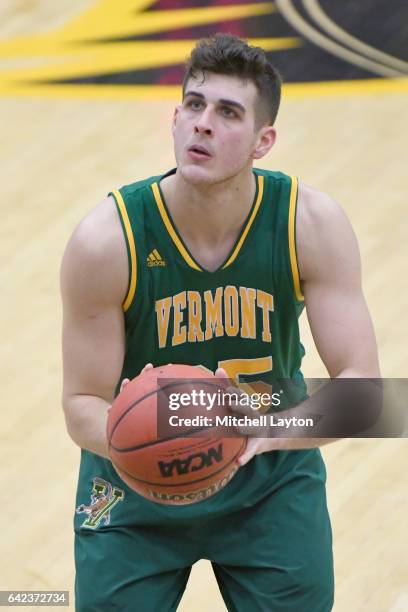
[61,34,380,611]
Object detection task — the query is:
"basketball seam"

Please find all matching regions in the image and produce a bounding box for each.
[108,379,225,444]
[109,425,218,453]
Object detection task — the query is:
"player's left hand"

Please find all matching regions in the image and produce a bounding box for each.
[214,368,278,467]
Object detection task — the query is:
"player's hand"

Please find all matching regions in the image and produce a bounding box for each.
[120,362,176,393]
[214,368,278,467]
[118,363,154,394]
[119,379,130,393]
[109,364,170,417]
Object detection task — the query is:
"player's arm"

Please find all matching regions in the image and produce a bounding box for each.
[269,184,381,449]
[60,197,128,459]
[297,182,380,380]
[234,184,381,464]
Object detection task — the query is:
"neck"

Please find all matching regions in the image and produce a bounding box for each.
[161,167,256,248]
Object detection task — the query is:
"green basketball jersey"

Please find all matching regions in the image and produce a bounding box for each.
[113,167,305,384]
[75,167,326,528]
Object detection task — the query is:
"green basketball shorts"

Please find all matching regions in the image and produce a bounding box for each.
[74,454,334,611]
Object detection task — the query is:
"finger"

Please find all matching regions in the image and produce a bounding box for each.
[225,385,248,400]
[237,452,253,467]
[141,363,154,374]
[232,417,270,437]
[227,396,259,417]
[234,425,268,438]
[120,378,130,393]
[214,367,229,380]
[236,438,257,467]
[214,368,233,391]
[195,364,213,375]
[225,385,245,405]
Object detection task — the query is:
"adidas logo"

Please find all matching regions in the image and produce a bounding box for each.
[147,249,166,267]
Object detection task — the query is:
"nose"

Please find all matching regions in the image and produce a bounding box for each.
[194,106,213,136]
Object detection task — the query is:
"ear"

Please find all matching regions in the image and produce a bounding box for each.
[172,104,182,135]
[251,126,277,160]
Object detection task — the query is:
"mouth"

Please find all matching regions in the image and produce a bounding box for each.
[187,144,212,160]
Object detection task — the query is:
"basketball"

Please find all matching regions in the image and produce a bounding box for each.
[107,364,246,505]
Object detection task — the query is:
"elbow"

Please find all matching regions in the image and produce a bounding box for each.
[62,394,83,448]
[60,392,110,458]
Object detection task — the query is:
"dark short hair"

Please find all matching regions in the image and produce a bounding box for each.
[182,33,282,128]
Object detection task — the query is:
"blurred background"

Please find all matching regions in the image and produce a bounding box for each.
[1,1,407,610]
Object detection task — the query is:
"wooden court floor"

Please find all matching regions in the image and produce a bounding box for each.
[1,3,407,611]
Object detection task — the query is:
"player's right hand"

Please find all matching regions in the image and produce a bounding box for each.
[119,361,177,393]
[108,365,156,416]
[119,378,130,393]
[119,363,153,394]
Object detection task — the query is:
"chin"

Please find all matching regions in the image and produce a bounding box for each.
[178,164,219,186]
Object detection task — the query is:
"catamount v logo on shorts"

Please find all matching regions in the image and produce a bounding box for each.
[76,477,124,530]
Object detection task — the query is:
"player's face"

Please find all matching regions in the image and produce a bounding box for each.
[172,72,270,186]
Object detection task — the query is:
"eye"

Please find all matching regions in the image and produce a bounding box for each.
[186,99,204,111]
[221,106,237,118]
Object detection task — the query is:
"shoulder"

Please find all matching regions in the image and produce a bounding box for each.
[296,182,361,283]
[297,181,348,229]
[61,196,128,307]
[65,196,125,266]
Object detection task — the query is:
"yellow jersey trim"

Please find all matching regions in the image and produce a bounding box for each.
[112,189,137,311]
[222,174,264,269]
[151,182,202,271]
[288,177,304,302]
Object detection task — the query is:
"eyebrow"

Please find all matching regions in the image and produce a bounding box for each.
[184,90,246,114]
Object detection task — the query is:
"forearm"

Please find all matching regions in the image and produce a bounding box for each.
[267,371,381,450]
[63,394,111,459]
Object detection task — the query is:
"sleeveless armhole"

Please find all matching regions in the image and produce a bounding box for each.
[288,176,305,302]
[109,189,137,312]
